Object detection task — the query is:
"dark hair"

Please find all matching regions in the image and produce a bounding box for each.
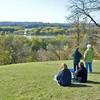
[75,47,79,52]
[61,63,68,69]
[80,62,84,68]
[77,47,79,50]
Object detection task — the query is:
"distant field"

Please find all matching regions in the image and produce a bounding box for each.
[0,60,100,100]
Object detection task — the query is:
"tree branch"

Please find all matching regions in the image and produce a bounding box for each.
[84,12,100,27]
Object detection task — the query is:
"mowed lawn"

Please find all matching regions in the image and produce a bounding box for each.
[0,60,100,100]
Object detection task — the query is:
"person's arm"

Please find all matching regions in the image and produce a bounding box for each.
[79,52,82,58]
[74,70,81,77]
[84,50,87,60]
[57,71,62,81]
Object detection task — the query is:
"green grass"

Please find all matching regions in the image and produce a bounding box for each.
[0,60,100,100]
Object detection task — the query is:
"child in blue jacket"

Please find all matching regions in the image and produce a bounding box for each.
[54,63,71,86]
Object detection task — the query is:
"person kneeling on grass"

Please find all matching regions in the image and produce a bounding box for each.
[74,62,87,83]
[54,63,71,86]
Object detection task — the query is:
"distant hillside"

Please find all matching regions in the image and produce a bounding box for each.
[0,22,71,29]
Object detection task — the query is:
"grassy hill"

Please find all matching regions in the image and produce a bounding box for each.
[0,60,100,100]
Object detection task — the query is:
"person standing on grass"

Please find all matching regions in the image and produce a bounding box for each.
[54,63,71,86]
[84,44,94,73]
[74,62,87,83]
[72,47,82,72]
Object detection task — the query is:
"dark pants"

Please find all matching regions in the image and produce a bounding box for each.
[74,63,79,71]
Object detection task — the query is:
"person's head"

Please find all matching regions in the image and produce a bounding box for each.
[79,62,84,69]
[75,47,79,53]
[76,47,79,51]
[87,44,91,49]
[61,63,68,69]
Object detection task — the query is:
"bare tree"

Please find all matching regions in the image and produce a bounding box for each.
[67,0,100,27]
[72,14,80,46]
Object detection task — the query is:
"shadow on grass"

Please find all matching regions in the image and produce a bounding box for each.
[91,72,100,74]
[70,83,92,87]
[87,80,100,84]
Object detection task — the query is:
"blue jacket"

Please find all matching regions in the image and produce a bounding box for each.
[57,69,71,86]
[73,49,82,64]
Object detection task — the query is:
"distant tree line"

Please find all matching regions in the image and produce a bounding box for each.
[0,21,100,37]
[0,27,68,36]
[0,22,70,28]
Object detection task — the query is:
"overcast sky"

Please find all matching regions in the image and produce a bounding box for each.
[0,0,69,23]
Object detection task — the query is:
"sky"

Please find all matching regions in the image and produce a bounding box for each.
[0,0,69,23]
